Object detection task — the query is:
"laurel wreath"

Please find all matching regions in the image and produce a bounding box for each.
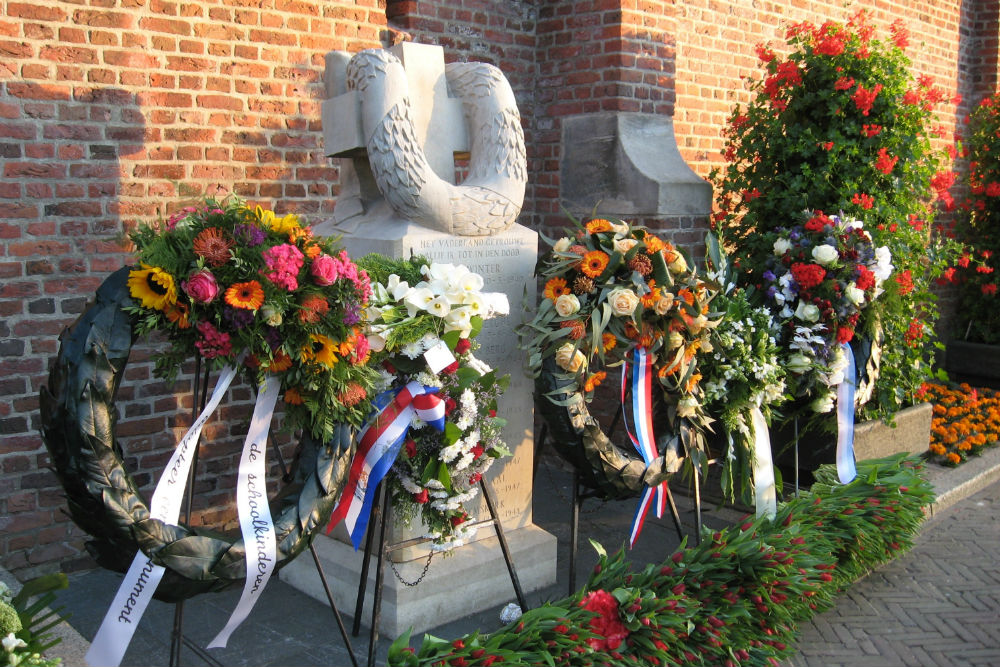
[39,268,353,602]
[535,358,689,500]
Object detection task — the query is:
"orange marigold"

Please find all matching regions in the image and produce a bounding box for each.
[192,226,233,267]
[602,332,617,352]
[580,250,610,278]
[584,371,607,392]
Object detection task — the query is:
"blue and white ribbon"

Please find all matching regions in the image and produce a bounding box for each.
[621,348,667,547]
[835,342,858,484]
[749,406,776,519]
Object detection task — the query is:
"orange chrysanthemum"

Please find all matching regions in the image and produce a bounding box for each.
[544,277,571,301]
[580,250,610,278]
[586,218,614,234]
[337,382,368,407]
[299,294,330,323]
[284,387,305,405]
[192,227,233,267]
[224,280,265,310]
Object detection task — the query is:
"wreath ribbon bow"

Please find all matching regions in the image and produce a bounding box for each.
[622,348,669,547]
[326,381,445,548]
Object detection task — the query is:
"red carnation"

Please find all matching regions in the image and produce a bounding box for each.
[404,438,417,458]
[471,444,485,459]
[455,338,472,355]
[443,361,460,374]
[468,472,482,485]
[804,212,832,232]
[790,262,827,289]
[413,489,429,504]
[579,590,629,651]
[444,396,457,415]
[450,513,468,527]
[855,265,876,290]
[836,326,855,344]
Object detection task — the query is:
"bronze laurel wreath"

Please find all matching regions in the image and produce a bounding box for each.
[39,268,354,602]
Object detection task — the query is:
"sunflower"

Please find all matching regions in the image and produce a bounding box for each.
[224,280,265,310]
[543,277,571,301]
[192,227,233,267]
[580,250,610,278]
[127,263,177,311]
[301,334,339,368]
[585,218,613,234]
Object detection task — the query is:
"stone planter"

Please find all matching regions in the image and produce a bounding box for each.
[945,340,1000,389]
[773,402,932,484]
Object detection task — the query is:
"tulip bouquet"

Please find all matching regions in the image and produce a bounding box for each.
[755,211,891,413]
[520,216,719,442]
[357,255,511,550]
[126,196,379,441]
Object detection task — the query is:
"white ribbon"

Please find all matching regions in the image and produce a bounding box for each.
[835,342,858,484]
[208,377,281,648]
[749,406,776,519]
[86,365,239,667]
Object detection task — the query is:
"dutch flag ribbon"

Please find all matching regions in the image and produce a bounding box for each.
[325,381,445,548]
[621,347,668,547]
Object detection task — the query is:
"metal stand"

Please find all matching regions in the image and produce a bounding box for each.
[352,477,529,667]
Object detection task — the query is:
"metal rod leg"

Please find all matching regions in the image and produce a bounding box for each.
[480,478,528,612]
[310,544,360,667]
[368,485,391,667]
[693,463,702,546]
[794,418,800,496]
[663,482,684,542]
[352,489,381,637]
[569,469,580,597]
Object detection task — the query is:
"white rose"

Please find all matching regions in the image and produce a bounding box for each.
[614,238,639,254]
[811,244,839,266]
[654,293,674,315]
[794,301,821,323]
[607,287,640,317]
[844,283,866,307]
[787,353,812,374]
[553,237,573,253]
[554,293,581,317]
[811,392,836,413]
[261,304,282,327]
[666,251,688,274]
[555,343,587,373]
[773,238,793,256]
[666,330,685,351]
[611,222,630,236]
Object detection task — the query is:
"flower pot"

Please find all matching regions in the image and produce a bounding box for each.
[945,340,1000,389]
[772,402,932,485]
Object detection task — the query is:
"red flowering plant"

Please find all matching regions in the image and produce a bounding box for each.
[355,255,511,551]
[758,212,892,415]
[126,196,379,442]
[712,10,963,422]
[950,95,1000,343]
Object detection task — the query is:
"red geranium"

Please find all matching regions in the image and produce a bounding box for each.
[790,262,827,289]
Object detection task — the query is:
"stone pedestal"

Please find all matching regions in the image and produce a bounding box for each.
[282,220,558,633]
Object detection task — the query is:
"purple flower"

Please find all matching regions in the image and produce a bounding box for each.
[766,286,777,299]
[263,326,282,351]
[762,270,776,281]
[234,224,266,247]
[342,302,361,326]
[223,305,255,330]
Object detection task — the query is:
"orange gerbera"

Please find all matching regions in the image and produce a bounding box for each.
[641,283,660,308]
[164,301,190,329]
[677,287,696,306]
[284,387,305,405]
[267,349,293,372]
[192,226,233,267]
[224,280,265,310]
[543,277,571,301]
[580,250,610,278]
[584,371,607,392]
[585,218,614,234]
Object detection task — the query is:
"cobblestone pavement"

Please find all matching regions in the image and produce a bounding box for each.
[783,480,1000,667]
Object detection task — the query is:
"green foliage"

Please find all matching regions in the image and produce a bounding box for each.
[711,10,963,421]
[387,454,932,666]
[952,95,1000,343]
[1,574,68,667]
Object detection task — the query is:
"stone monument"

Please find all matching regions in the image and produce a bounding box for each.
[280,42,557,636]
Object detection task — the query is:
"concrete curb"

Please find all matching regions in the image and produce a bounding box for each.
[0,567,90,666]
[923,445,1000,517]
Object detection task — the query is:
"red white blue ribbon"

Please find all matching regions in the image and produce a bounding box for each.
[835,342,858,484]
[326,381,445,548]
[621,348,668,547]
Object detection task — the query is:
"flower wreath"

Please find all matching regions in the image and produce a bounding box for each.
[519,217,719,503]
[39,198,377,601]
[356,255,512,551]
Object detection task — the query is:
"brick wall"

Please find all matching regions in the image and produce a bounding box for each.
[1,0,996,578]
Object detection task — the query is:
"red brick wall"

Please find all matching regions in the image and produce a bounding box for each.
[1,0,996,578]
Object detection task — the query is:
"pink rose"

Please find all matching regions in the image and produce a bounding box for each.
[183,269,219,304]
[310,254,338,286]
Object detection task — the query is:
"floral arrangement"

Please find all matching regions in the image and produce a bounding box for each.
[358,255,511,551]
[519,216,719,449]
[0,576,66,667]
[388,454,932,667]
[126,196,379,442]
[712,9,963,421]
[698,272,787,502]
[754,211,892,415]
[920,381,1000,466]
[950,94,1000,343]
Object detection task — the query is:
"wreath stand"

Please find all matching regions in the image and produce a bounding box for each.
[166,360,360,667]
[348,477,530,667]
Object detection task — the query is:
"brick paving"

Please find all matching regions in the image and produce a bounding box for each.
[783,480,1000,667]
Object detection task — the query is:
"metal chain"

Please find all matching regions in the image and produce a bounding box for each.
[389,551,434,587]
